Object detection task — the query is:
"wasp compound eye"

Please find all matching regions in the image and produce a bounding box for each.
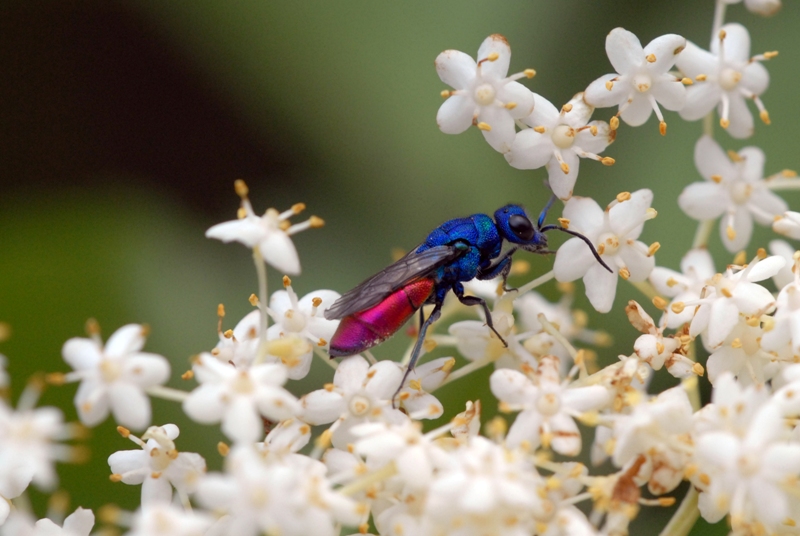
[508,214,535,241]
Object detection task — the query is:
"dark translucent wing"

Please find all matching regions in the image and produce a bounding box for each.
[324,245,461,319]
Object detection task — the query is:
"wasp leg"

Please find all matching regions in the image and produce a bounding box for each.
[392,301,443,409]
[477,249,518,293]
[453,284,509,348]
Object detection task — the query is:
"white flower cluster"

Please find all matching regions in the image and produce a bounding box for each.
[3,1,800,535]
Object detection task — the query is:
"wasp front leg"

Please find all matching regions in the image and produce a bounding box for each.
[477,249,518,293]
[453,283,508,348]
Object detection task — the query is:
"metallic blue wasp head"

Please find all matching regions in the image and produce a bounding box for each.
[493,204,548,253]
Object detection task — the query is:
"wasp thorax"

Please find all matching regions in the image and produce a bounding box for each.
[474,83,496,106]
[552,125,575,149]
[719,67,742,91]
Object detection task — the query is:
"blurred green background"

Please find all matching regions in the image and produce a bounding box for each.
[1,0,798,533]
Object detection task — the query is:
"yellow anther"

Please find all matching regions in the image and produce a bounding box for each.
[309,215,325,228]
[731,338,743,348]
[653,296,668,310]
[710,174,722,183]
[476,122,492,131]
[616,191,631,202]
[590,125,598,135]
[671,302,685,314]
[223,329,234,339]
[605,80,614,91]
[721,287,733,298]
[560,162,570,174]
[693,362,705,376]
[648,242,661,256]
[279,220,291,231]
[746,316,760,327]
[656,342,665,355]
[440,89,451,98]
[423,339,437,352]
[237,207,247,219]
[720,118,731,129]
[699,473,711,485]
[181,370,194,380]
[311,297,323,308]
[562,103,573,113]
[726,226,736,240]
[756,247,767,259]
[610,116,620,130]
[283,275,292,288]
[733,250,747,265]
[524,68,536,78]
[486,52,500,62]
[645,53,656,63]
[719,29,727,40]
[696,74,707,82]
[109,473,123,483]
[557,217,570,229]
[658,497,676,507]
[505,102,517,110]
[681,77,693,85]
[619,267,631,280]
[760,110,771,125]
[602,156,615,166]
[291,203,306,214]
[596,243,605,255]
[666,277,678,288]
[409,379,422,391]
[764,51,779,59]
[782,169,798,177]
[318,338,327,347]
[249,294,259,306]
[533,126,546,134]
[659,121,667,136]
[234,179,249,198]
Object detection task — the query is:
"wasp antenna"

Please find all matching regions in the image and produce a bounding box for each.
[540,225,613,273]
[537,194,558,229]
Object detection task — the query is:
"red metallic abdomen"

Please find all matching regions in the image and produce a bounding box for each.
[328,278,434,357]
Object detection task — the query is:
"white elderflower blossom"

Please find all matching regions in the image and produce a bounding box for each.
[692,373,769,438]
[435,34,535,153]
[760,268,800,359]
[424,436,541,536]
[723,0,781,16]
[60,323,170,430]
[196,446,360,536]
[206,180,323,275]
[32,508,94,536]
[107,424,206,505]
[123,503,213,536]
[705,320,777,385]
[612,386,693,496]
[773,210,800,239]
[505,92,615,200]
[688,254,784,349]
[490,355,608,454]
[585,28,687,133]
[266,277,341,379]
[183,354,300,444]
[625,301,700,378]
[767,239,795,289]
[692,403,800,529]
[554,189,657,313]
[676,23,773,138]
[678,136,787,252]
[649,248,716,329]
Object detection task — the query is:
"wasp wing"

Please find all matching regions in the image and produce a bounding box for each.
[324,245,462,320]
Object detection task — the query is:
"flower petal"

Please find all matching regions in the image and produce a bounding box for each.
[476,34,511,79]
[608,188,652,238]
[505,129,553,170]
[619,94,654,126]
[712,23,751,62]
[436,94,475,134]
[721,93,754,139]
[546,150,579,200]
[562,196,604,239]
[260,229,301,275]
[497,81,535,119]
[585,74,629,108]
[584,262,619,313]
[650,76,686,111]
[644,34,686,73]
[105,324,146,357]
[553,237,596,282]
[478,105,516,153]
[678,182,728,220]
[680,82,722,121]
[720,206,753,253]
[606,28,644,74]
[435,50,477,89]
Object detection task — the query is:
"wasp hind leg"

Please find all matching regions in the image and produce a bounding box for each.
[453,283,508,348]
[392,300,443,409]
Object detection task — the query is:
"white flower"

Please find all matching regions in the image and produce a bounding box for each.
[301,356,448,449]
[505,92,614,200]
[692,372,769,437]
[553,190,657,313]
[424,436,541,535]
[693,403,800,527]
[435,34,535,153]
[649,248,716,329]
[773,210,800,239]
[354,419,450,491]
[612,386,693,495]
[61,324,170,430]
[626,301,699,378]
[108,424,206,505]
[183,355,300,444]
[689,254,784,349]
[676,23,772,138]
[705,320,777,385]
[32,508,93,536]
[723,0,782,16]
[196,446,360,536]
[767,239,795,289]
[678,136,787,252]
[490,355,608,454]
[206,182,323,275]
[761,277,800,357]
[585,28,686,131]
[123,504,213,536]
[260,418,311,454]
[266,280,341,379]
